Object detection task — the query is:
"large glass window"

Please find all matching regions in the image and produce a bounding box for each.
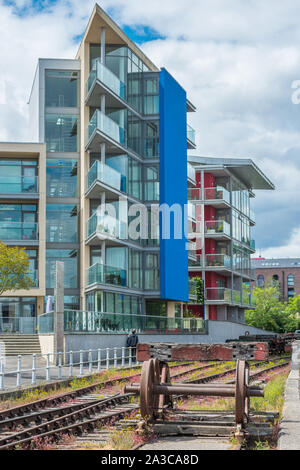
[129,250,142,289]
[46,204,78,243]
[145,300,167,316]
[144,121,159,158]
[0,203,37,240]
[45,70,79,108]
[0,297,37,333]
[144,253,160,290]
[45,114,79,153]
[0,159,38,194]
[46,159,78,197]
[46,249,78,288]
[144,165,159,201]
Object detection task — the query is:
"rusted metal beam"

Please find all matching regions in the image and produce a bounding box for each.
[137,342,269,362]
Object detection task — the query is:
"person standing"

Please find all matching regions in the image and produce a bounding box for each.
[126,329,139,362]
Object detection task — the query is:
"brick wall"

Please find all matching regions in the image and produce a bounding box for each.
[253,267,300,301]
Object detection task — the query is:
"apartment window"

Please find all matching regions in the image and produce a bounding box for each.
[46,249,78,288]
[288,274,295,286]
[144,121,159,158]
[144,253,160,290]
[257,275,264,288]
[46,204,78,243]
[45,70,79,108]
[0,297,37,333]
[0,159,38,194]
[145,300,167,316]
[45,114,79,153]
[144,165,160,201]
[0,204,37,240]
[129,250,142,289]
[46,159,78,197]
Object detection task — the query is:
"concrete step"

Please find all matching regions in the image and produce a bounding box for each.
[0,334,41,355]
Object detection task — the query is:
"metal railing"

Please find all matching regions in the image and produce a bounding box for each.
[0,347,139,391]
[188,186,230,204]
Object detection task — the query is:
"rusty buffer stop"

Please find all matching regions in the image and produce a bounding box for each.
[125,342,269,429]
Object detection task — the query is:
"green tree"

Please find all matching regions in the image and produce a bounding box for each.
[284,296,300,331]
[0,242,34,295]
[245,285,288,333]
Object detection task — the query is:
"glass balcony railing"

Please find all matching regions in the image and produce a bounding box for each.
[87,212,127,240]
[205,254,231,268]
[87,110,127,147]
[87,161,122,193]
[250,239,256,251]
[206,288,232,302]
[205,220,231,236]
[249,209,256,223]
[63,310,207,335]
[187,124,196,145]
[87,263,127,287]
[38,312,54,334]
[189,279,198,297]
[188,186,230,204]
[242,292,251,306]
[251,295,257,307]
[0,222,38,241]
[0,176,38,194]
[87,60,126,100]
[188,202,196,220]
[233,290,242,304]
[187,163,196,183]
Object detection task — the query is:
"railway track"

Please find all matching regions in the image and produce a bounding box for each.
[0,358,290,450]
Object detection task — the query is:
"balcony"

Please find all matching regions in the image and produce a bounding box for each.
[189,278,198,301]
[189,253,232,275]
[187,124,196,149]
[188,186,230,208]
[205,220,231,239]
[0,222,38,245]
[250,239,256,252]
[206,287,232,303]
[86,161,123,199]
[0,176,38,198]
[86,60,126,108]
[87,263,127,288]
[187,241,197,261]
[86,110,127,153]
[187,163,196,186]
[86,212,127,246]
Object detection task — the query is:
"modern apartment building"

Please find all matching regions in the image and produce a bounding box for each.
[252,258,300,301]
[187,156,274,323]
[0,3,197,331]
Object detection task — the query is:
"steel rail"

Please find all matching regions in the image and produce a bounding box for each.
[0,393,137,450]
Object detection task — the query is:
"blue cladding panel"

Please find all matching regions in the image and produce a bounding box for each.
[159,68,188,302]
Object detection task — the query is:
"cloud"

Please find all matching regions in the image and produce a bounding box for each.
[1,0,300,256]
[261,225,300,258]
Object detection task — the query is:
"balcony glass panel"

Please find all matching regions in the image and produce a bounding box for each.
[205,254,231,268]
[87,213,127,239]
[87,161,121,192]
[87,263,127,287]
[233,290,242,304]
[187,124,196,144]
[188,202,196,220]
[187,163,196,183]
[205,220,230,236]
[87,60,126,99]
[204,186,230,204]
[250,209,255,223]
[0,222,38,241]
[206,288,232,302]
[87,110,126,146]
[250,239,256,251]
[242,292,251,305]
[63,310,206,334]
[0,176,38,194]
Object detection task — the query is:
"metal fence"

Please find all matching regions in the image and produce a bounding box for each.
[0,346,139,391]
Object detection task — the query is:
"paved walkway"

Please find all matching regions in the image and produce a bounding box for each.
[140,436,232,451]
[278,341,300,450]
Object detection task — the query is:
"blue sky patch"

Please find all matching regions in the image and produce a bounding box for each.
[123,25,166,44]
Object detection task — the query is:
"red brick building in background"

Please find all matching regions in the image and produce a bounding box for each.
[187,156,274,323]
[252,258,300,301]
